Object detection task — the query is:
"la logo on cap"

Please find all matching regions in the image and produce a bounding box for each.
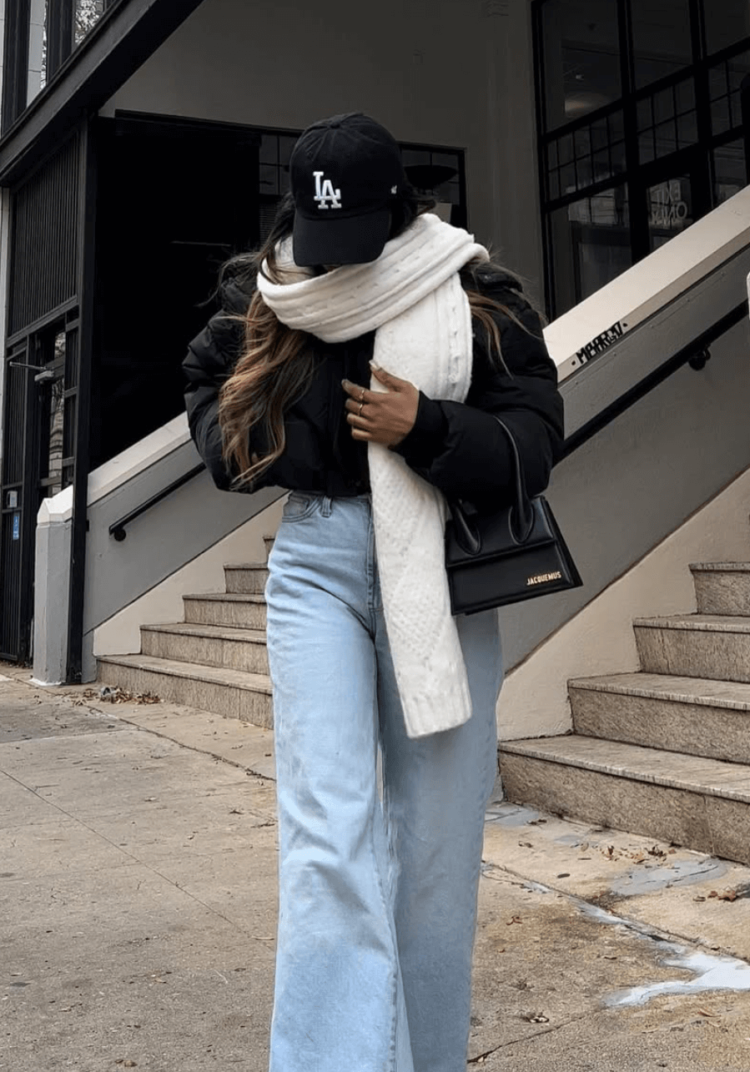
[313,171,342,210]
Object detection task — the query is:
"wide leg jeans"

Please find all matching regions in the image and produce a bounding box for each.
[265,493,503,1072]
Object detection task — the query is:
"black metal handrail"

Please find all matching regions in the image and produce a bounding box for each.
[105,297,748,541]
[109,462,205,541]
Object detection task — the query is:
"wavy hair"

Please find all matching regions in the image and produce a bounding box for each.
[218,188,528,489]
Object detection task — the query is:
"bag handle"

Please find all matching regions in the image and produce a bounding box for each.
[449,415,534,555]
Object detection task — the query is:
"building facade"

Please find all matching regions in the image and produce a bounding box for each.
[0,0,747,686]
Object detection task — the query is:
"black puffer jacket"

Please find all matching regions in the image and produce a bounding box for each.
[183,264,564,512]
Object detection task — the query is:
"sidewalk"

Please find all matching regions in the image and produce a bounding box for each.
[4,664,750,1071]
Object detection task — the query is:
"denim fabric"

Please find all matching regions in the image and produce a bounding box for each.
[265,493,503,1072]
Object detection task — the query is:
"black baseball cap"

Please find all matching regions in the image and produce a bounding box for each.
[289,113,407,267]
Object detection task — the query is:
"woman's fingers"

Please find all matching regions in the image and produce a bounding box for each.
[341,374,418,448]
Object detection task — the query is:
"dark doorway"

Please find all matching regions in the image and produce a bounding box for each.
[91,113,260,469]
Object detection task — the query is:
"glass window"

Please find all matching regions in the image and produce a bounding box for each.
[631,0,694,89]
[549,186,631,315]
[704,0,750,56]
[545,108,627,203]
[647,176,694,251]
[74,1,105,46]
[636,76,697,161]
[29,0,46,100]
[708,50,750,135]
[541,0,622,132]
[713,139,746,204]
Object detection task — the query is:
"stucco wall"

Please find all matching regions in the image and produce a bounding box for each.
[498,316,750,675]
[103,0,544,296]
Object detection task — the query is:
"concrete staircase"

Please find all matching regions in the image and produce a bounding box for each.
[499,562,750,866]
[98,535,275,727]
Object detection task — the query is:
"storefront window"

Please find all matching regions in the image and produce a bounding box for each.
[549,188,631,312]
[713,138,746,204]
[705,1,750,57]
[536,0,749,315]
[630,0,694,89]
[540,0,621,132]
[709,49,750,137]
[637,77,697,163]
[646,176,694,251]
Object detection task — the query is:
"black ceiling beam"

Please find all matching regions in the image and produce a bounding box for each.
[0,0,207,185]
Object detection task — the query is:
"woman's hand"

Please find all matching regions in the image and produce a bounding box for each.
[342,364,419,449]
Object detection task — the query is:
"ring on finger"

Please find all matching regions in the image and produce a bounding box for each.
[358,401,364,416]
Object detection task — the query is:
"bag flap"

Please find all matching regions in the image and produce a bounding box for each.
[445,497,558,566]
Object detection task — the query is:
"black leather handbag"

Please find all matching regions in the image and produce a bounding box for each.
[445,416,583,615]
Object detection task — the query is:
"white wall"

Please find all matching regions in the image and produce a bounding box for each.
[498,464,750,740]
[498,315,750,674]
[93,497,285,661]
[103,0,544,293]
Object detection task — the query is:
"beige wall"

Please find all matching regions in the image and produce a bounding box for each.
[103,0,545,296]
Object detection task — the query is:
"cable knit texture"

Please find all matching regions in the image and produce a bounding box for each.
[257,213,489,737]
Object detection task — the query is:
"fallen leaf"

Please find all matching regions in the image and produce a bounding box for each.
[506,916,523,926]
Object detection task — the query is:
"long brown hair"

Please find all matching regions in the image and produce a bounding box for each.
[218,192,530,489]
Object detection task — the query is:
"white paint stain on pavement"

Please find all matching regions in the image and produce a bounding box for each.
[608,949,750,1007]
[577,894,750,1006]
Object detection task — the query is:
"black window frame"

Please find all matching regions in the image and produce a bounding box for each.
[1,0,121,135]
[533,0,750,317]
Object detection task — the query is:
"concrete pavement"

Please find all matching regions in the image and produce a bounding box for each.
[4,663,750,1071]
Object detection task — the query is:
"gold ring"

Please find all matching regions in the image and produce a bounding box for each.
[358,401,364,416]
[360,389,366,402]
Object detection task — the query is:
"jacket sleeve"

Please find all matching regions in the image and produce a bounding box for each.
[391,279,564,512]
[182,279,258,492]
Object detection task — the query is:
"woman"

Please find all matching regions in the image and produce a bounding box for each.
[183,113,563,1072]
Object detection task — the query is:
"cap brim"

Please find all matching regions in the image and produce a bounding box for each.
[292,207,391,267]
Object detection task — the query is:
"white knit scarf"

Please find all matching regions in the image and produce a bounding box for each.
[258,213,489,737]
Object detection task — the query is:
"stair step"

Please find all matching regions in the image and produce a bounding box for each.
[633,614,750,683]
[183,592,267,629]
[499,735,750,865]
[570,673,750,764]
[691,563,750,616]
[141,622,268,674]
[224,564,270,595]
[98,654,273,727]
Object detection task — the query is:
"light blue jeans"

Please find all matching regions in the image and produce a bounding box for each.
[265,493,503,1072]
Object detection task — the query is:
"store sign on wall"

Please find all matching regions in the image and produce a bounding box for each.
[650,179,689,230]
